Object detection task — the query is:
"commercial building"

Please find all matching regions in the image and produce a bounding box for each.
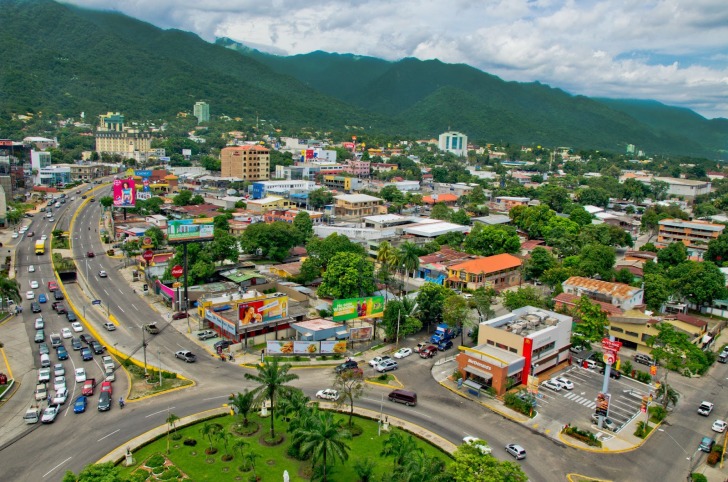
[561,276,644,311]
[345,160,370,177]
[446,253,522,291]
[38,166,71,187]
[30,150,52,185]
[438,131,468,157]
[455,306,573,395]
[333,194,385,219]
[608,311,708,354]
[657,218,725,252]
[251,180,316,199]
[221,145,270,181]
[95,112,152,157]
[193,101,210,123]
[274,163,345,180]
[323,175,363,193]
[245,196,290,213]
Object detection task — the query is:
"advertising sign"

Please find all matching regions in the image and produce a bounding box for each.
[596,392,611,417]
[321,340,347,354]
[601,338,622,353]
[167,220,215,243]
[293,341,319,355]
[349,326,373,342]
[135,170,153,178]
[266,340,294,354]
[238,297,288,324]
[332,296,384,322]
[112,178,136,207]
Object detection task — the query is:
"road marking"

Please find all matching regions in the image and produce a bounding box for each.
[132,304,138,311]
[43,457,72,478]
[409,409,432,419]
[203,395,230,401]
[98,429,120,441]
[146,407,176,418]
[104,289,109,296]
[118,307,125,313]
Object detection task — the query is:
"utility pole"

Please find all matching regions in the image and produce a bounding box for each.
[142,326,148,377]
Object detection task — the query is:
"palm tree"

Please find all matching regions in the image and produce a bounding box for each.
[354,457,376,482]
[656,382,680,410]
[377,241,398,268]
[296,411,351,482]
[244,451,261,478]
[276,388,308,422]
[165,412,180,453]
[380,432,421,468]
[233,438,249,460]
[199,422,223,454]
[229,390,255,426]
[399,451,449,482]
[0,277,20,311]
[397,242,420,294]
[244,358,299,438]
[216,430,232,459]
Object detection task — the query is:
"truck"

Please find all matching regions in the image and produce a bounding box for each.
[430,323,460,344]
[23,405,41,424]
[34,240,45,255]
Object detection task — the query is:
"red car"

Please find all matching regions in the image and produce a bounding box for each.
[100,381,112,394]
[86,251,95,258]
[48,281,59,292]
[81,379,95,396]
[419,345,438,359]
[172,312,188,320]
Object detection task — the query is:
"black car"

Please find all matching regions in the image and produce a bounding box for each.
[98,391,111,411]
[31,302,41,313]
[335,360,359,373]
[90,341,105,354]
[71,337,82,351]
[437,340,454,351]
[81,347,93,361]
[213,340,233,351]
[54,291,64,301]
[599,367,621,379]
[66,312,77,322]
[80,334,95,344]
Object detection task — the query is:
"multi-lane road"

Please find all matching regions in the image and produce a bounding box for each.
[0,185,725,481]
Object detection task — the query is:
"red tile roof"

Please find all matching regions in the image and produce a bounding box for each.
[673,313,708,328]
[448,253,522,274]
[423,193,459,204]
[553,293,624,316]
[520,240,544,251]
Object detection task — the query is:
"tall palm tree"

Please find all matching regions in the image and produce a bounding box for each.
[398,451,449,482]
[397,242,420,294]
[276,388,308,422]
[377,241,398,268]
[0,277,20,311]
[380,432,421,468]
[244,358,299,438]
[229,390,255,426]
[199,422,223,453]
[656,382,680,410]
[296,411,351,482]
[233,438,249,460]
[216,430,232,458]
[165,412,180,453]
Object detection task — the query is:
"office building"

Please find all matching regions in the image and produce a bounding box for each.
[193,102,210,123]
[657,218,725,251]
[221,145,270,181]
[438,131,468,157]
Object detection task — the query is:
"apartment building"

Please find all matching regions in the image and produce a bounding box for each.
[333,194,385,219]
[221,145,270,182]
[193,101,210,123]
[657,218,725,251]
[438,131,468,157]
[323,175,363,193]
[446,253,522,291]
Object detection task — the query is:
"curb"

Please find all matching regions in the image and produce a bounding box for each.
[365,374,404,389]
[438,380,530,424]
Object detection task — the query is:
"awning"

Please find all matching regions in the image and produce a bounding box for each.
[702,334,713,344]
[464,366,493,381]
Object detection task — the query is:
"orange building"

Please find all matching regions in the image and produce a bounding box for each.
[446,253,522,291]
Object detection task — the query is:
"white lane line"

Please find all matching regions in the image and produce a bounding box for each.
[132,304,139,311]
[146,407,176,418]
[97,429,120,441]
[119,288,124,294]
[42,457,72,478]
[104,289,109,296]
[118,307,125,313]
[203,395,230,401]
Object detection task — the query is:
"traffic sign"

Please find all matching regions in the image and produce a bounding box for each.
[601,338,622,353]
[92,299,102,305]
[142,249,154,262]
[171,265,184,279]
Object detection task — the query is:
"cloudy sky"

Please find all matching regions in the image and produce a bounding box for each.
[64,0,728,119]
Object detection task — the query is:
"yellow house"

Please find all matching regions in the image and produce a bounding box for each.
[333,194,385,219]
[323,175,353,192]
[246,196,290,213]
[608,311,708,355]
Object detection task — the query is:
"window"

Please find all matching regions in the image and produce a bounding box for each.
[611,326,624,333]
[625,331,638,338]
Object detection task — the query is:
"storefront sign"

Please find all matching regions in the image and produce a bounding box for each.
[467,359,492,371]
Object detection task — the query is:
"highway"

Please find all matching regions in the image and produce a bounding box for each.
[0,187,724,481]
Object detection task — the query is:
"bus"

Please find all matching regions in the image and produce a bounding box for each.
[34,240,45,255]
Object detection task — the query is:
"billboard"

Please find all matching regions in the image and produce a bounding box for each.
[349,326,373,341]
[321,340,347,354]
[238,297,288,324]
[266,340,348,355]
[167,220,215,243]
[112,178,136,207]
[596,392,611,417]
[332,296,384,322]
[267,340,294,354]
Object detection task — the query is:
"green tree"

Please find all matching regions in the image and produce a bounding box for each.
[0,276,21,311]
[353,458,377,482]
[430,203,452,221]
[190,194,204,205]
[229,389,255,427]
[579,224,633,247]
[524,247,556,280]
[643,272,671,311]
[397,241,421,285]
[463,224,520,257]
[657,242,688,267]
[380,185,405,203]
[209,231,240,265]
[173,189,193,206]
[305,233,366,271]
[62,462,124,482]
[509,204,555,239]
[415,282,453,330]
[570,296,609,350]
[200,422,223,453]
[543,217,580,255]
[576,244,615,280]
[706,233,728,266]
[200,155,221,171]
[537,184,569,212]
[165,412,180,453]
[293,211,314,242]
[647,323,711,376]
[317,253,375,299]
[214,214,231,232]
[244,359,299,438]
[308,188,334,210]
[623,178,649,203]
[655,382,680,411]
[502,286,546,311]
[144,226,165,248]
[450,209,471,226]
[576,187,610,207]
[470,286,498,322]
[442,294,471,346]
[333,368,367,428]
[99,196,114,208]
[615,268,634,284]
[541,266,575,288]
[381,297,422,341]
[671,261,727,306]
[295,411,351,482]
[447,444,528,482]
[240,221,300,262]
[569,205,593,226]
[380,432,421,469]
[650,179,669,201]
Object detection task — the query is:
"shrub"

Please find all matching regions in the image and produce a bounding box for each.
[503,392,534,416]
[621,360,633,376]
[635,371,652,383]
[707,451,720,466]
[649,406,667,423]
[159,467,181,480]
[145,454,165,468]
[690,474,707,482]
[377,374,388,381]
[183,438,197,446]
[452,368,462,381]
[563,426,602,447]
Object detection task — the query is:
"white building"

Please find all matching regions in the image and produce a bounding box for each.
[438,131,468,157]
[251,180,317,199]
[30,150,52,185]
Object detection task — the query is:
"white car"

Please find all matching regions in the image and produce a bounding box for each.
[53,376,66,391]
[394,348,412,359]
[38,367,51,382]
[26,291,35,300]
[712,420,727,433]
[53,363,65,377]
[541,378,562,391]
[74,367,86,383]
[698,401,714,416]
[505,443,527,460]
[98,270,108,278]
[28,265,35,273]
[369,355,392,367]
[583,359,598,370]
[11,232,18,239]
[34,317,44,330]
[41,235,47,241]
[41,404,60,423]
[52,387,68,405]
[463,436,491,455]
[315,389,340,401]
[61,328,72,339]
[71,322,83,332]
[30,281,39,289]
[554,377,574,390]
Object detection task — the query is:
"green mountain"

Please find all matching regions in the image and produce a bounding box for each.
[0,0,723,158]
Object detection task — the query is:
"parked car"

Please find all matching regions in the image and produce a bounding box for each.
[599,367,621,379]
[73,396,88,414]
[437,340,454,351]
[34,317,45,330]
[315,389,340,401]
[700,436,716,453]
[419,345,438,358]
[90,341,105,354]
[172,312,188,320]
[213,339,232,350]
[369,355,392,367]
[34,329,45,343]
[53,364,65,377]
[505,443,527,460]
[175,351,197,363]
[66,312,77,322]
[41,404,60,423]
[712,420,727,433]
[591,414,617,431]
[376,359,399,373]
[394,348,412,359]
[56,346,69,360]
[197,330,217,340]
[335,360,359,373]
[554,377,574,390]
[541,378,563,392]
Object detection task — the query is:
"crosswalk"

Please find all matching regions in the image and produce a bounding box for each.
[563,391,597,410]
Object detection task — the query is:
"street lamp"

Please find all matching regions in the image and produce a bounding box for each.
[658,428,700,481]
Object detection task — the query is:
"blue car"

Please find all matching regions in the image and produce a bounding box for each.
[38,293,47,304]
[56,346,69,360]
[73,395,87,413]
[80,347,93,361]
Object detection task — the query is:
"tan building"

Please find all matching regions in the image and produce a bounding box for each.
[446,253,522,291]
[246,196,290,213]
[562,276,644,311]
[333,194,385,219]
[95,130,152,156]
[221,145,270,181]
[609,311,708,355]
[657,218,725,251]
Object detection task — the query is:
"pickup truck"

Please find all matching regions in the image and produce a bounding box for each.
[144,323,160,335]
[23,406,41,424]
[101,355,114,370]
[50,333,62,348]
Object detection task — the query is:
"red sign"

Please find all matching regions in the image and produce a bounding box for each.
[143,236,152,246]
[601,338,622,352]
[171,265,184,279]
[142,250,154,262]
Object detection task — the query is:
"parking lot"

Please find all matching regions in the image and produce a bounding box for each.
[533,365,651,434]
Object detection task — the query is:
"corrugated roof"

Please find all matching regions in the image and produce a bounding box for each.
[449,253,522,274]
[562,276,641,300]
[553,293,624,316]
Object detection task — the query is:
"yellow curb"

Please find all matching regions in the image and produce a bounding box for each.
[567,474,613,482]
[1,346,14,380]
[365,374,404,389]
[108,314,119,326]
[438,380,530,423]
[128,375,196,402]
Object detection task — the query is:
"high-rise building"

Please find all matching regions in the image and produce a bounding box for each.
[193,102,210,124]
[438,131,468,157]
[95,112,151,157]
[220,146,270,181]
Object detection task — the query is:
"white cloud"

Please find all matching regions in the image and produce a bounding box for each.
[63,0,728,118]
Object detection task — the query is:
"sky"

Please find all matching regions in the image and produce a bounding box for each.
[64,0,728,119]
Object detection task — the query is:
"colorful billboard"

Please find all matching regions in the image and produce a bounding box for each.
[332,296,384,322]
[167,220,215,243]
[266,340,294,354]
[321,340,348,354]
[293,341,319,355]
[112,178,136,207]
[266,340,348,355]
[349,326,373,341]
[238,297,288,324]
